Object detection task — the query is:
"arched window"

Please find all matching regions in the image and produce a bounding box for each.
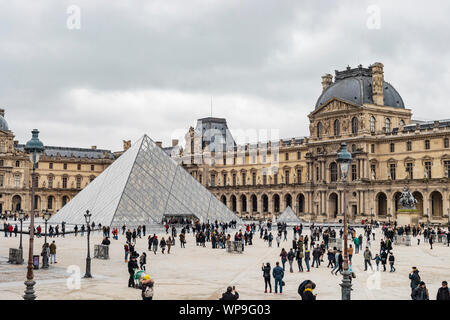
[334,119,340,136]
[330,162,338,182]
[399,119,405,126]
[370,116,376,133]
[317,122,323,138]
[351,117,358,134]
[385,118,391,133]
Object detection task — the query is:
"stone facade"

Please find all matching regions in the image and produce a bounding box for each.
[179,63,450,225]
[0,109,116,217]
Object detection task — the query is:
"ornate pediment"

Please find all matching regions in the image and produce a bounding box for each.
[310,98,361,117]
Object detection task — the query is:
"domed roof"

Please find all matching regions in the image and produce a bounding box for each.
[0,115,8,131]
[315,66,404,109]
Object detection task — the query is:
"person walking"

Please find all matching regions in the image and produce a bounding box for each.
[312,245,321,268]
[388,252,396,272]
[411,281,429,300]
[139,252,147,271]
[180,233,185,248]
[436,281,450,300]
[124,243,130,262]
[380,250,388,272]
[348,244,354,263]
[272,262,284,294]
[276,234,281,248]
[296,247,304,272]
[279,248,288,271]
[160,237,167,254]
[363,247,373,271]
[428,234,433,249]
[167,236,172,254]
[128,256,138,288]
[304,249,311,272]
[152,236,159,254]
[262,263,272,293]
[49,241,57,264]
[409,267,421,293]
[287,249,295,273]
[373,253,381,271]
[268,233,273,247]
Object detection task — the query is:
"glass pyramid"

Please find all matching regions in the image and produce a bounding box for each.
[49,135,240,227]
[276,206,301,224]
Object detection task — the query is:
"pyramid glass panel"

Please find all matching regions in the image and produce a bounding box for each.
[276,206,301,224]
[49,134,240,228]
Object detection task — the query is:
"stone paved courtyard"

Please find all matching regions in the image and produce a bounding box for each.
[0,226,449,300]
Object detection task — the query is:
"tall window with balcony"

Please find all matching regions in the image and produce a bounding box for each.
[223,173,227,186]
[385,118,391,133]
[252,172,256,186]
[297,169,302,184]
[444,161,450,178]
[48,176,53,189]
[406,163,413,179]
[351,117,358,134]
[210,174,215,187]
[273,173,278,185]
[263,173,267,185]
[407,141,412,151]
[62,177,68,189]
[444,138,449,148]
[330,163,338,182]
[317,122,323,138]
[242,173,246,186]
[425,140,430,150]
[370,116,376,133]
[0,175,3,187]
[334,119,340,136]
[425,161,432,178]
[14,175,20,187]
[351,164,357,181]
[285,170,290,184]
[232,174,236,186]
[389,164,396,180]
[76,176,82,189]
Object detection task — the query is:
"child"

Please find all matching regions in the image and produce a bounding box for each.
[124,243,129,262]
[373,253,381,271]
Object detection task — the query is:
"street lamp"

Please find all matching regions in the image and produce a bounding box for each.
[84,210,92,278]
[23,129,44,300]
[18,210,25,264]
[42,210,51,269]
[336,142,352,300]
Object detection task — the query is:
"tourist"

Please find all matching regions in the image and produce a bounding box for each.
[128,256,138,288]
[287,248,295,273]
[279,248,287,271]
[304,249,311,272]
[220,286,239,300]
[302,282,317,300]
[8,224,13,237]
[380,250,388,271]
[13,224,17,237]
[436,281,449,300]
[142,225,146,237]
[363,247,373,271]
[160,237,167,254]
[298,279,316,300]
[268,233,273,247]
[152,236,159,254]
[141,275,154,300]
[180,233,185,248]
[101,237,110,245]
[411,281,429,300]
[333,250,343,275]
[312,245,321,268]
[124,243,130,262]
[348,244,353,263]
[428,234,433,249]
[409,267,421,293]
[167,236,172,254]
[74,225,78,236]
[327,249,335,268]
[373,253,381,271]
[49,241,57,264]
[262,263,272,293]
[276,234,281,248]
[296,247,304,272]
[354,236,360,254]
[148,234,153,251]
[388,252,396,272]
[139,252,147,271]
[272,262,284,294]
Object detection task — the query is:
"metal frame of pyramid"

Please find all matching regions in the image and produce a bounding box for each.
[276,206,301,224]
[49,134,240,227]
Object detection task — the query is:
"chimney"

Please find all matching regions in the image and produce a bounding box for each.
[156,141,163,148]
[172,139,179,147]
[123,140,131,151]
[91,146,97,150]
[0,109,4,117]
[370,62,384,105]
[321,74,333,91]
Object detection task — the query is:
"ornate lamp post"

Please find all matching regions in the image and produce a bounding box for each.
[18,210,25,250]
[42,210,51,269]
[84,210,92,278]
[336,142,352,300]
[23,129,44,300]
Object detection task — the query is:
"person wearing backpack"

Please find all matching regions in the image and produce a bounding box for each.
[287,249,295,273]
[141,275,154,300]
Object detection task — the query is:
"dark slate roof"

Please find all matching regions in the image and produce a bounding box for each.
[315,66,404,109]
[403,119,450,132]
[0,116,8,131]
[15,144,115,159]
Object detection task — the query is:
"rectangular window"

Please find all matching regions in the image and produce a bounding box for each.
[274,153,278,162]
[371,164,376,180]
[274,174,278,185]
[223,173,227,186]
[15,161,20,167]
[390,164,396,180]
[406,163,413,179]
[285,153,289,161]
[263,174,267,185]
[199,174,202,184]
[407,141,412,151]
[0,175,3,187]
[210,174,215,187]
[242,173,246,186]
[263,155,267,163]
[35,162,39,169]
[63,163,67,170]
[425,140,430,150]
[252,172,256,186]
[77,164,81,170]
[351,164,357,181]
[33,176,38,188]
[232,174,236,186]
[62,177,67,189]
[0,160,4,166]
[371,144,375,153]
[445,138,449,148]
[49,162,53,169]
[285,171,289,184]
[390,143,395,153]
[297,169,302,184]
[444,161,450,178]
[297,151,301,160]
[76,177,81,189]
[252,155,256,164]
[425,161,432,178]
[48,176,53,189]
[14,175,20,187]
[316,167,319,182]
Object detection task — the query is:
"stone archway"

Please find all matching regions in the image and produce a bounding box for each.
[376,192,387,216]
[273,194,280,213]
[220,195,227,206]
[296,193,305,214]
[12,195,21,211]
[328,192,338,218]
[262,194,269,213]
[412,191,423,216]
[230,195,237,212]
[430,191,443,217]
[285,194,292,209]
[240,194,247,213]
[250,194,257,213]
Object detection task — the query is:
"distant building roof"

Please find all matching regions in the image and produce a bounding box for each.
[15,144,115,159]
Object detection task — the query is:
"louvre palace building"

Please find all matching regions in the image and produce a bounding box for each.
[179,62,450,225]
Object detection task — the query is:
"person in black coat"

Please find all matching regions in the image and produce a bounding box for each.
[409,267,421,293]
[262,263,272,293]
[127,256,138,288]
[411,281,429,300]
[301,283,317,300]
[436,281,450,300]
[220,286,239,300]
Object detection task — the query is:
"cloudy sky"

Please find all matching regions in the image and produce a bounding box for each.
[1,0,450,151]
